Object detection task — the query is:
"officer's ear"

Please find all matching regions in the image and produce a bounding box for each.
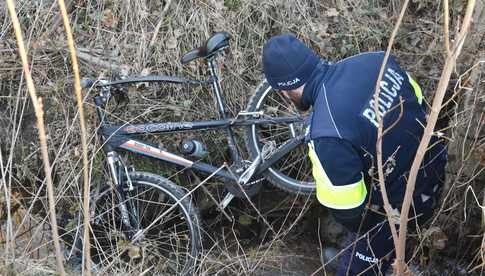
[280,90,291,100]
[299,83,313,111]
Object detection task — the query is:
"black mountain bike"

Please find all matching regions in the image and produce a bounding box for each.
[78,32,315,275]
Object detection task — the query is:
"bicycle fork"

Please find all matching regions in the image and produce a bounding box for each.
[106,151,142,240]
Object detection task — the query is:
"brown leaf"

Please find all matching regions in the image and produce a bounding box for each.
[140,68,151,76]
[127,244,141,259]
[428,226,448,250]
[174,29,184,38]
[209,0,225,11]
[326,8,339,17]
[102,9,118,28]
[166,36,178,49]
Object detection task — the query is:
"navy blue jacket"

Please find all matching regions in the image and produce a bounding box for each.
[302,52,445,232]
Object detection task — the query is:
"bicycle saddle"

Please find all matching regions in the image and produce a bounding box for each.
[181,32,231,64]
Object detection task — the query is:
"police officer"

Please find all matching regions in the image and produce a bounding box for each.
[262,34,447,275]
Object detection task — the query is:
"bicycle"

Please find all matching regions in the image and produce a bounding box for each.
[76,32,315,275]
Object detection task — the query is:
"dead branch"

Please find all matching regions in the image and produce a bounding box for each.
[76,50,125,71]
[5,0,66,275]
[55,0,92,274]
[146,0,173,63]
[149,0,173,49]
[372,0,410,274]
[444,0,451,57]
[396,0,477,273]
[43,0,74,38]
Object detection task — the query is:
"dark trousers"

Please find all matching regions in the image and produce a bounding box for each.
[336,146,446,276]
[336,197,434,276]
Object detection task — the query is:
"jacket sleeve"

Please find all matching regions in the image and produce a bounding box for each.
[310,137,367,232]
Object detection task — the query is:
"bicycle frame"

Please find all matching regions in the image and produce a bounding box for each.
[84,51,309,243]
[91,55,305,189]
[101,117,305,181]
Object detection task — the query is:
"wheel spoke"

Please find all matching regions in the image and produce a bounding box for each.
[85,176,198,274]
[246,83,315,191]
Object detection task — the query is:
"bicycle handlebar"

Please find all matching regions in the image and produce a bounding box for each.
[109,75,209,86]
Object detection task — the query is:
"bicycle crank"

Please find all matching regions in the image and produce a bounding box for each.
[225,162,263,198]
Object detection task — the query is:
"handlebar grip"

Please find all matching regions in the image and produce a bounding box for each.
[81,79,95,89]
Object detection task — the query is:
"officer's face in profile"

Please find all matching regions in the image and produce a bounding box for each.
[281,84,309,111]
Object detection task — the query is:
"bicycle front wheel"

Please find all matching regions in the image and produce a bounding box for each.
[89,171,201,275]
[244,79,315,195]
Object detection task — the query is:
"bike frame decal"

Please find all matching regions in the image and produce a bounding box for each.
[123,122,194,134]
[120,139,194,167]
[103,117,303,136]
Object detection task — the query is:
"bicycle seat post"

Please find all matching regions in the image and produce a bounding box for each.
[207,57,226,118]
[206,56,242,166]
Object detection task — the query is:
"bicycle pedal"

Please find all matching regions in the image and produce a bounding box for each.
[238,155,261,184]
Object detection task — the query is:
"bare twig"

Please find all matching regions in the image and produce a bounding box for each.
[42,0,74,38]
[0,144,12,258]
[76,50,125,71]
[146,0,173,63]
[189,170,233,222]
[480,233,485,266]
[5,1,66,275]
[149,0,173,48]
[483,187,485,229]
[396,0,477,272]
[55,0,92,274]
[225,164,277,236]
[382,97,405,137]
[444,0,451,57]
[372,0,410,274]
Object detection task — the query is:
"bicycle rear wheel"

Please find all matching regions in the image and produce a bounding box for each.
[89,171,201,275]
[244,79,315,195]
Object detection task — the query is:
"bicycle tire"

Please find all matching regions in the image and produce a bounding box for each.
[244,79,316,195]
[88,171,201,275]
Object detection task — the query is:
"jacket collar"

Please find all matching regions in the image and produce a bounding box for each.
[302,60,330,107]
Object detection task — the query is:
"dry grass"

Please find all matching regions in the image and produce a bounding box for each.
[0,0,484,275]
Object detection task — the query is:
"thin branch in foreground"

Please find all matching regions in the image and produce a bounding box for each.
[55,0,92,274]
[5,1,66,275]
[397,0,477,273]
[372,0,410,274]
[444,0,451,57]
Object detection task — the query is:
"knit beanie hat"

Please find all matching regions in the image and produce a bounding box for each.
[263,34,320,90]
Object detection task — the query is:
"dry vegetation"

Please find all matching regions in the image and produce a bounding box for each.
[0,0,484,275]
